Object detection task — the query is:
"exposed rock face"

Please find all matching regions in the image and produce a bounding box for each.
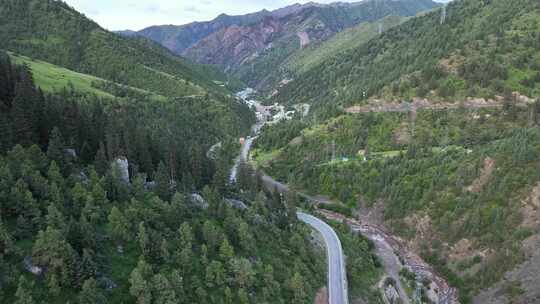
[225,198,248,210]
[24,256,43,275]
[129,0,439,87]
[191,193,209,209]
[183,17,282,69]
[114,157,130,184]
[474,234,540,304]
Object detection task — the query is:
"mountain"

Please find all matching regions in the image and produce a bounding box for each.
[127,0,440,88]
[252,0,540,302]
[0,2,344,304]
[0,0,238,98]
[134,10,273,55]
[274,0,540,107]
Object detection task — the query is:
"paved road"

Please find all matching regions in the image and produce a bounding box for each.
[232,92,349,303]
[297,212,349,304]
[229,135,256,183]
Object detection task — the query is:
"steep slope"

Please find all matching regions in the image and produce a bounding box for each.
[135,11,271,55]
[285,15,410,76]
[275,0,540,106]
[0,0,235,98]
[130,0,439,88]
[190,0,439,88]
[253,0,540,302]
[0,50,329,304]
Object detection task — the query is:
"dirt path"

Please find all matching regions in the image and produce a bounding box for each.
[345,97,529,114]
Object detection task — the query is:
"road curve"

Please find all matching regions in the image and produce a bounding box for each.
[297,211,349,304]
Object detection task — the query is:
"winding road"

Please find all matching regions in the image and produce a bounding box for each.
[231,91,350,304]
[298,212,349,304]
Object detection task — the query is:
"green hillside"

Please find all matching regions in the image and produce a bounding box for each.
[8,53,169,101]
[286,15,409,75]
[10,53,114,98]
[253,0,540,302]
[0,0,236,98]
[255,102,540,302]
[274,0,540,106]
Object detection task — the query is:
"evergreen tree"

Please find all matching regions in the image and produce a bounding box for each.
[14,276,35,304]
[94,142,108,176]
[0,221,14,256]
[78,278,106,304]
[0,112,13,153]
[219,238,234,262]
[0,52,14,107]
[154,161,170,201]
[108,207,130,245]
[289,272,307,304]
[47,127,65,167]
[11,66,38,147]
[129,257,153,304]
[152,274,177,304]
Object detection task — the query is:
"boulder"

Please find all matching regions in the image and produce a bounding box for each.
[23,256,43,276]
[225,198,248,210]
[191,193,209,209]
[113,157,130,184]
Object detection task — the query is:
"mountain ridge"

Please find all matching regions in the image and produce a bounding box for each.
[120,0,440,88]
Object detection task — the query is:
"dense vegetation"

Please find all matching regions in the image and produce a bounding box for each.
[275,0,540,106]
[0,0,240,98]
[255,102,540,301]
[0,39,329,304]
[329,221,383,303]
[285,15,409,76]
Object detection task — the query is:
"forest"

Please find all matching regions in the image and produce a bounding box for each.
[0,0,238,98]
[274,0,540,107]
[0,49,334,303]
[254,101,540,301]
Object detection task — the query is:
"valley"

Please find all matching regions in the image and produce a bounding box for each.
[233,88,456,304]
[1,0,540,303]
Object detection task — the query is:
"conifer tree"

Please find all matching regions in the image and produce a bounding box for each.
[94,142,108,176]
[78,278,106,304]
[0,112,13,153]
[129,257,153,304]
[15,276,35,304]
[11,69,38,147]
[154,161,170,201]
[47,127,65,167]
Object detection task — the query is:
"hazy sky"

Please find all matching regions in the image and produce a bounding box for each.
[64,0,451,31]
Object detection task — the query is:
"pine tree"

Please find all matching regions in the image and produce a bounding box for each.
[78,278,106,304]
[154,161,170,201]
[137,222,151,259]
[151,274,176,304]
[0,52,14,108]
[129,257,153,304]
[94,142,108,176]
[47,274,61,297]
[108,207,131,245]
[176,223,193,275]
[11,68,38,147]
[212,154,229,194]
[47,127,64,167]
[63,100,81,147]
[14,276,35,304]
[219,238,234,262]
[0,221,14,256]
[289,272,306,303]
[0,112,13,153]
[80,249,97,281]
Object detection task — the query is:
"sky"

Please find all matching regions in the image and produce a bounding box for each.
[64,0,451,31]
